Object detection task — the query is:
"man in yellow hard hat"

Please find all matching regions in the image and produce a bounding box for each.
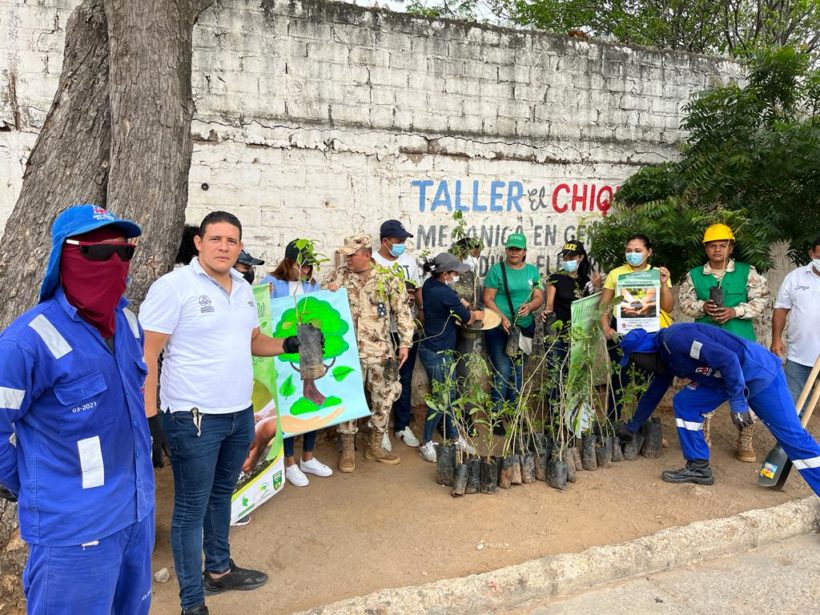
[678,223,771,462]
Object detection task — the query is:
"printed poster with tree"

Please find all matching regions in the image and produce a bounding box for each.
[231,288,371,523]
[615,269,661,334]
[270,288,370,439]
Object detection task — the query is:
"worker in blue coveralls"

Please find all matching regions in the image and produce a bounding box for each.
[0,204,156,614]
[617,323,820,494]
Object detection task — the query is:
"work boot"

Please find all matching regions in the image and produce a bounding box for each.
[364,429,401,464]
[338,434,356,473]
[661,460,715,485]
[702,414,712,447]
[735,424,756,463]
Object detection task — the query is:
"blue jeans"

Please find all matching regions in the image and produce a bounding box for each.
[418,346,458,443]
[162,407,255,610]
[23,514,154,615]
[284,431,317,458]
[484,327,525,414]
[784,359,813,406]
[392,331,419,433]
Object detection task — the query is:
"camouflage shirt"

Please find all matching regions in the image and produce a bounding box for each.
[321,263,414,359]
[679,260,771,320]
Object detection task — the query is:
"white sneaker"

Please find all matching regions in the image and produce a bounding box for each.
[381,431,393,453]
[454,436,477,456]
[285,464,309,487]
[231,515,251,527]
[396,426,420,448]
[300,457,333,477]
[419,441,437,463]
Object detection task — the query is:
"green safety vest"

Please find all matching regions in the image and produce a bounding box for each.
[689,261,756,341]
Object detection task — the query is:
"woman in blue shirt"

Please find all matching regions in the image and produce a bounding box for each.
[418,253,484,463]
[260,240,331,487]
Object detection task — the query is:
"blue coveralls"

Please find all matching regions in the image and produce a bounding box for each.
[0,289,155,614]
[625,324,820,495]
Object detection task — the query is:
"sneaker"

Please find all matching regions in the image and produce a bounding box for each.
[285,464,309,487]
[300,457,333,477]
[231,515,251,527]
[204,559,268,595]
[661,460,715,485]
[181,604,209,615]
[381,430,393,453]
[396,426,420,447]
[453,436,476,455]
[419,441,437,463]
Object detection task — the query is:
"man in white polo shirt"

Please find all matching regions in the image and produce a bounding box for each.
[140,212,299,615]
[771,237,820,402]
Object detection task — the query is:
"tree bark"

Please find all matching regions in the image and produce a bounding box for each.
[0,0,110,333]
[0,0,213,608]
[104,0,213,308]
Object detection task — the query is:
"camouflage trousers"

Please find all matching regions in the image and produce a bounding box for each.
[337,357,402,435]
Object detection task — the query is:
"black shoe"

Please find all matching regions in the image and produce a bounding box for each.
[492,423,506,436]
[661,460,715,485]
[204,559,268,595]
[616,424,635,442]
[182,604,209,615]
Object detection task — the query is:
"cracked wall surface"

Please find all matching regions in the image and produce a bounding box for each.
[0,0,744,271]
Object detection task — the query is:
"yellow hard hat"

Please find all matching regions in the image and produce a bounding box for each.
[703,223,735,244]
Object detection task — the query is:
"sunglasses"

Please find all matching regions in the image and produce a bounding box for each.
[65,239,137,262]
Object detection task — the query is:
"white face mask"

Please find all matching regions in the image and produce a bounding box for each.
[446,274,460,286]
[465,255,480,271]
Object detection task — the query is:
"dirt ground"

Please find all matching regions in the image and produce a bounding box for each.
[149,406,814,614]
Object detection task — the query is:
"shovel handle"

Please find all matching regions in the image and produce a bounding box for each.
[794,356,820,415]
[799,371,820,428]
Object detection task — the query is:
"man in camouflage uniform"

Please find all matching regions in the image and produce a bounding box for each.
[678,223,771,462]
[322,234,414,472]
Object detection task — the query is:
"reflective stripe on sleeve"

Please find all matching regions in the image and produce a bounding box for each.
[77,436,105,489]
[123,308,140,339]
[28,315,72,359]
[675,418,703,431]
[793,456,820,470]
[0,387,25,410]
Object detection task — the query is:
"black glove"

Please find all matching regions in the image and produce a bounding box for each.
[730,410,754,430]
[0,486,17,503]
[283,335,300,354]
[148,414,170,468]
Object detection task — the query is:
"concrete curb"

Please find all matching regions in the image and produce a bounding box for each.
[300,496,818,614]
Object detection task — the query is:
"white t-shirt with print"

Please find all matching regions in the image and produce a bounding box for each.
[139,258,260,414]
[774,264,820,366]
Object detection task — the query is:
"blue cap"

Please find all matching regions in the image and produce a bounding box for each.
[619,329,660,367]
[379,219,413,240]
[39,204,142,302]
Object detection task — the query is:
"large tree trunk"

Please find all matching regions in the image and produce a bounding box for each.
[0,0,213,608]
[0,0,110,333]
[104,0,213,307]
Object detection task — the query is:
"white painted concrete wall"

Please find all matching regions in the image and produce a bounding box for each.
[1,0,743,277]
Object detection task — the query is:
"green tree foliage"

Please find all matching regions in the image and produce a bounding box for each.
[589,46,819,282]
[408,1,820,61]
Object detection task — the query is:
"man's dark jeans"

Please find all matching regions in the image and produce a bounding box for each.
[162,407,254,610]
[391,331,419,433]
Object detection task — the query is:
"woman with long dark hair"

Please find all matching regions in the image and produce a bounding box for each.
[259,240,332,487]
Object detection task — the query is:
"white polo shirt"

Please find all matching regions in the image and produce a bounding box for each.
[774,264,820,367]
[139,257,260,413]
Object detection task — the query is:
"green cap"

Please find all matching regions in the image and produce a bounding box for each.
[505,233,527,249]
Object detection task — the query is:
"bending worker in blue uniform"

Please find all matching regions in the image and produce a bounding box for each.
[618,323,819,494]
[0,205,156,614]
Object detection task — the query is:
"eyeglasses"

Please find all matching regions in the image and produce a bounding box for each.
[65,239,137,262]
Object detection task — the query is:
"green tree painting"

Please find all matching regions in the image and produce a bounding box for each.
[272,296,351,415]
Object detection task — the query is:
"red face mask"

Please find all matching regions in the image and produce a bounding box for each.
[60,227,132,338]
